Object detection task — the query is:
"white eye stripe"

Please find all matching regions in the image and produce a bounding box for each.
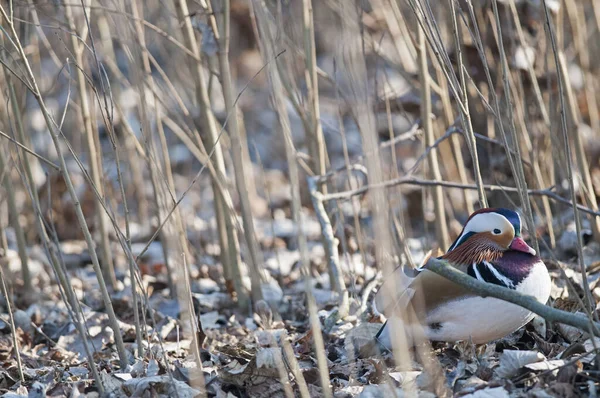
[449,213,514,251]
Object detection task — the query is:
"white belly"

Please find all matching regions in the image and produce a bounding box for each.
[425,262,551,343]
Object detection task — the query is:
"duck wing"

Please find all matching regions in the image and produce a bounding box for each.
[375,253,475,321]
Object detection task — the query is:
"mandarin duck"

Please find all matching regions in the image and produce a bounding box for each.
[374,208,551,346]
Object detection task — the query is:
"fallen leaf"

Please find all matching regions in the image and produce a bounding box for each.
[495,350,545,378]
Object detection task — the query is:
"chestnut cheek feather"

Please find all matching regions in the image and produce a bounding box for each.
[442,235,504,265]
[498,230,514,248]
[480,231,513,250]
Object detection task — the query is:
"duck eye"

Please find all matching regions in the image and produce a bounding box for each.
[493,228,501,235]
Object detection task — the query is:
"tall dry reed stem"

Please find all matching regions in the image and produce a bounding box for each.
[64,3,117,290]
[302,0,327,182]
[419,25,450,250]
[0,4,129,368]
[431,46,474,215]
[0,146,31,293]
[14,152,103,390]
[95,1,144,358]
[535,2,594,315]
[0,201,24,384]
[250,2,333,394]
[209,0,266,303]
[332,0,420,382]
[0,65,32,295]
[407,0,488,208]
[174,0,254,306]
[488,0,538,253]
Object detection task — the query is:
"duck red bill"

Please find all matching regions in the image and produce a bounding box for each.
[510,237,537,256]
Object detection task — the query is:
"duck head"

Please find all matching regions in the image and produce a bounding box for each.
[441,208,536,265]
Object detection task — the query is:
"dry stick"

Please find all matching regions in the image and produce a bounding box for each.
[0,147,31,294]
[542,2,596,315]
[495,33,544,254]
[115,47,237,204]
[13,2,199,62]
[126,0,180,301]
[0,162,7,255]
[155,115,192,276]
[575,2,600,134]
[302,0,339,294]
[0,130,59,170]
[111,99,176,297]
[496,23,556,249]
[445,0,487,208]
[299,95,346,299]
[382,76,416,268]
[337,2,414,389]
[250,3,330,395]
[431,46,473,215]
[489,0,538,254]
[56,125,183,398]
[501,7,556,244]
[181,253,206,396]
[377,78,417,380]
[0,5,129,369]
[207,0,265,303]
[506,2,550,127]
[302,0,327,183]
[0,55,32,296]
[55,128,183,397]
[208,3,257,201]
[26,0,62,69]
[123,121,177,298]
[336,61,371,282]
[406,0,487,208]
[339,0,396,282]
[252,143,286,290]
[557,54,600,242]
[155,111,206,375]
[319,176,600,216]
[425,257,600,337]
[281,333,310,398]
[131,0,195,359]
[95,4,144,357]
[0,230,23,384]
[89,54,149,225]
[218,11,255,202]
[64,3,117,290]
[0,222,6,255]
[461,2,543,250]
[381,0,417,72]
[319,123,421,180]
[308,177,347,301]
[14,163,103,391]
[113,120,146,354]
[418,25,450,250]
[506,69,556,250]
[173,0,251,307]
[266,332,297,398]
[15,22,175,386]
